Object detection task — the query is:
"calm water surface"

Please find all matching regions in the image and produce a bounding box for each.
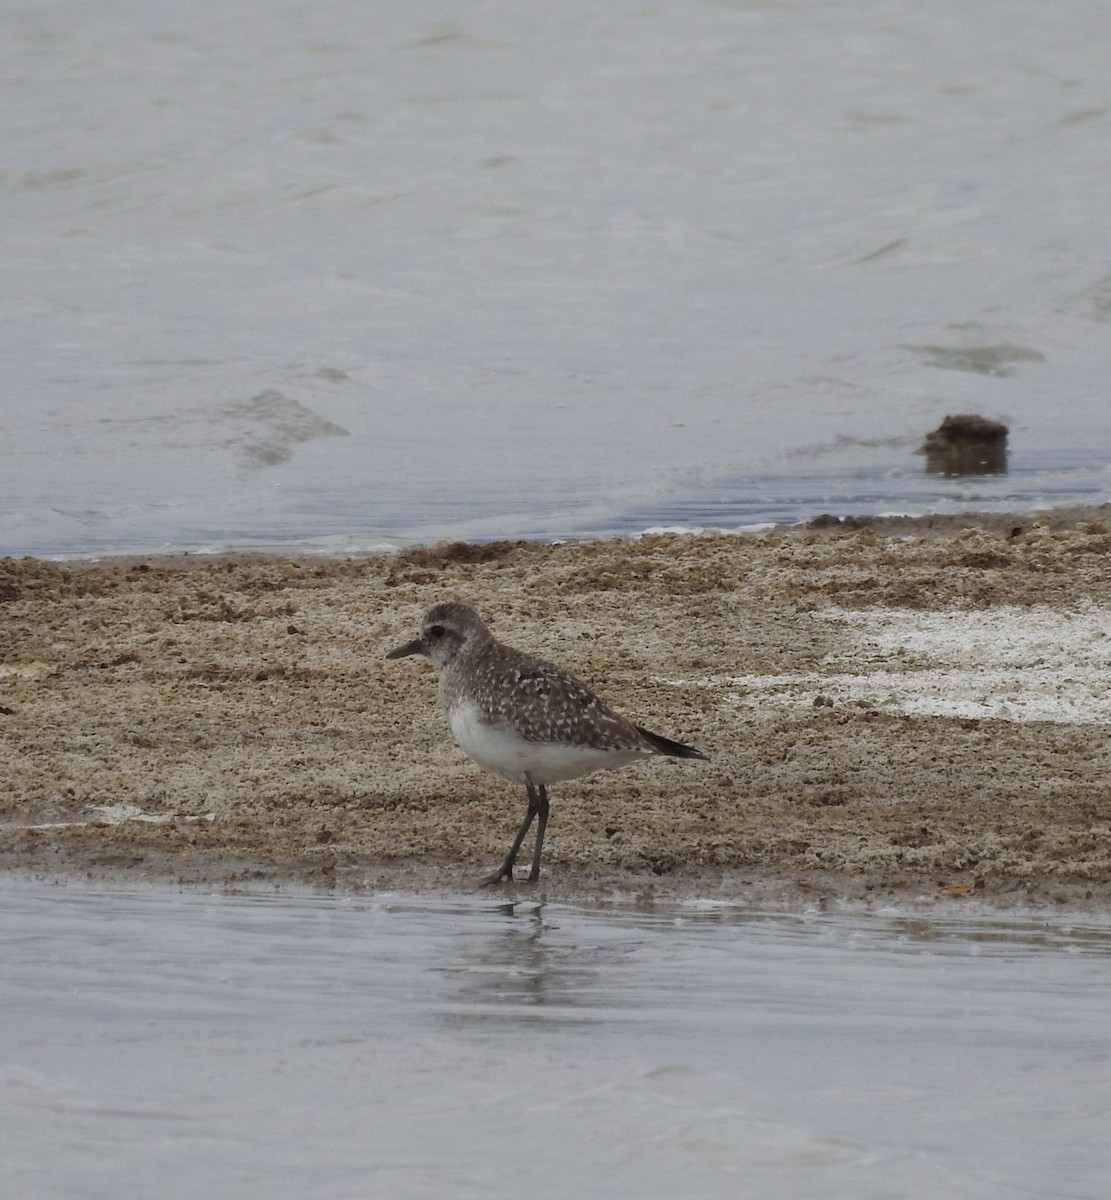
[4,0,1111,557]
[3,881,1109,1199]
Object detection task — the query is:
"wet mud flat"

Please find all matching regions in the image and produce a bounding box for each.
[3,507,1111,908]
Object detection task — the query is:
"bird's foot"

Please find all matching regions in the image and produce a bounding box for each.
[481,867,513,886]
[481,865,542,886]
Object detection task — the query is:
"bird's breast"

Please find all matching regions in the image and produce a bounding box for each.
[444,699,648,785]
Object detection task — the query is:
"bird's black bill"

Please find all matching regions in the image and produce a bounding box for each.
[636,725,707,760]
[386,637,424,660]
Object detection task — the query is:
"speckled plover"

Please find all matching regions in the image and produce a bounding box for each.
[387,601,706,884]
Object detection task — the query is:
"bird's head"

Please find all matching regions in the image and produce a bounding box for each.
[386,601,492,670]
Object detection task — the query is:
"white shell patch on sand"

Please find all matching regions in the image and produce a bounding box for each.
[668,606,1111,725]
[13,805,217,832]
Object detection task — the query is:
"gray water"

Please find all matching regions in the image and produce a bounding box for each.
[3,880,1110,1199]
[4,0,1111,558]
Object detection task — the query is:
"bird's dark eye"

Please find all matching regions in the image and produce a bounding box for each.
[427,624,446,639]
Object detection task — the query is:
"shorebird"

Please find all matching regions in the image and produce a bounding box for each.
[387,601,706,883]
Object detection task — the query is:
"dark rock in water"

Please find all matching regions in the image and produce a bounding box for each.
[924,413,1009,443]
[805,513,865,530]
[919,413,1009,476]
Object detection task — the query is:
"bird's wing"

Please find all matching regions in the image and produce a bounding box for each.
[501,660,650,751]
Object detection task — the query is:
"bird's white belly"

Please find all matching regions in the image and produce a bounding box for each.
[446,700,647,785]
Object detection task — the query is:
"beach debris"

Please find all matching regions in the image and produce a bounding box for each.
[920,413,1009,476]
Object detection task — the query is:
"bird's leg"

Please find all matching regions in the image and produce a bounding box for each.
[483,780,540,885]
[527,784,550,883]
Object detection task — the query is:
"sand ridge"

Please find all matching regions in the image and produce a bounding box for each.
[2,513,1111,907]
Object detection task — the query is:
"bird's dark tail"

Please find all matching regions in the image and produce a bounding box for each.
[636,726,707,760]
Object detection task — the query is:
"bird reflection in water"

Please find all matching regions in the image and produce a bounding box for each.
[435,903,633,1025]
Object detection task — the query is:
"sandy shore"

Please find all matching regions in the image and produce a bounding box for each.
[4,504,1111,909]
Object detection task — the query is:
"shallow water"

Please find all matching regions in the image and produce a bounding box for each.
[4,0,1111,558]
[4,881,1110,1199]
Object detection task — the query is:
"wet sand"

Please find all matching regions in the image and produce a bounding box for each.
[3,505,1111,908]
